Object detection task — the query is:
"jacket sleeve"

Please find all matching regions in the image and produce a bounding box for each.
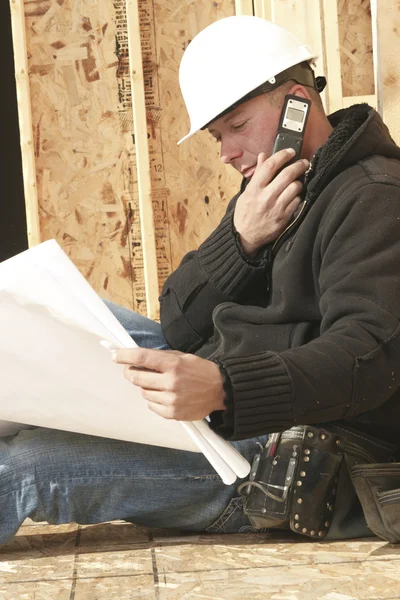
[159,193,268,352]
[210,181,400,439]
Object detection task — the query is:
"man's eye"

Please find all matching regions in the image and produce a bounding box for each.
[232,120,247,131]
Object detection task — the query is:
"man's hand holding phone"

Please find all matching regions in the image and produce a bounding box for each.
[234,149,309,258]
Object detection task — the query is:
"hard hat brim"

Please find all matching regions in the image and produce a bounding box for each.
[177,60,319,145]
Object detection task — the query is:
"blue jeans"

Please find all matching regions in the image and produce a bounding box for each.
[0,302,267,544]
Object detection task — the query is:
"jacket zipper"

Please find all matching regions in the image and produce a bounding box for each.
[210,174,312,327]
[271,199,308,256]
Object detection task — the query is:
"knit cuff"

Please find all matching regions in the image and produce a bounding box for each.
[210,353,295,440]
[197,210,266,297]
[208,359,234,434]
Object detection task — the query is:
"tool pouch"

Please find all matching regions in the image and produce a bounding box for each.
[238,425,344,539]
[351,463,400,543]
[332,426,399,544]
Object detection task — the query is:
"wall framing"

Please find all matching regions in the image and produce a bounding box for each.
[10,0,399,318]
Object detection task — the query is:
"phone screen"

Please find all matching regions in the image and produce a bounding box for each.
[272,95,311,161]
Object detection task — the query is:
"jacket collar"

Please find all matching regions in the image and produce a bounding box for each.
[305,104,400,201]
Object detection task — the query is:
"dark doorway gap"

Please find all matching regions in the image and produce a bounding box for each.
[1,0,29,262]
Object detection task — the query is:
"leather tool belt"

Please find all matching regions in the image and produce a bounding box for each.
[333,424,400,544]
[238,424,398,542]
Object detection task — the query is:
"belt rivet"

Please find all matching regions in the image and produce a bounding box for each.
[336,439,341,445]
[318,531,324,537]
[310,530,315,536]
[325,521,330,527]
[295,523,300,529]
[300,471,306,477]
[320,434,327,440]
[302,527,307,534]
[294,514,299,520]
[297,498,303,504]
[304,449,311,455]
[307,432,314,438]
[296,481,302,487]
[262,508,267,513]
[304,456,310,462]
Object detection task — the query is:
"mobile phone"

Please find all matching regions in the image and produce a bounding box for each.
[272,95,311,174]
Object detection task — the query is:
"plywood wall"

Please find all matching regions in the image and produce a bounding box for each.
[261,0,375,113]
[338,0,374,97]
[23,0,139,309]
[20,0,240,316]
[142,0,241,275]
[12,0,398,319]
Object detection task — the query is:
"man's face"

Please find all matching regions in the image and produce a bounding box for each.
[207,94,282,179]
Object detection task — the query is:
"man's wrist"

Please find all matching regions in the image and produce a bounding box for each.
[210,363,227,412]
[238,236,259,258]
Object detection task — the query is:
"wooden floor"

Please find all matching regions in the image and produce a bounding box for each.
[0,521,399,599]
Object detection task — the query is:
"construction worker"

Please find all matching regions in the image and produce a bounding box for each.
[1,16,399,545]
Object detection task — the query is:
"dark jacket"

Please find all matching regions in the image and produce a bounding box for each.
[159,105,400,446]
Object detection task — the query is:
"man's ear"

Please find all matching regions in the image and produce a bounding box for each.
[288,84,312,101]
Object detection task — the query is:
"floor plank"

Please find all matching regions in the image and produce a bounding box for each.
[0,523,398,600]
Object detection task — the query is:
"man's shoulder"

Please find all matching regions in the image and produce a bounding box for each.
[358,154,400,187]
[320,155,400,206]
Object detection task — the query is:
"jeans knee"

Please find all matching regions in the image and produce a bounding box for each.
[104,299,169,349]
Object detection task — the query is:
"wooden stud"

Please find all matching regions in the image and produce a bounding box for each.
[372,0,400,145]
[125,0,159,319]
[321,0,343,114]
[235,0,254,16]
[370,0,383,117]
[253,0,272,20]
[9,0,40,248]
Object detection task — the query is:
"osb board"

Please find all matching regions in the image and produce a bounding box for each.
[2,520,400,600]
[338,0,375,97]
[148,0,241,271]
[264,0,376,112]
[269,0,374,111]
[24,0,139,310]
[20,0,241,316]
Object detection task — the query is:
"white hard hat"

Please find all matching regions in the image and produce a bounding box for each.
[178,15,318,144]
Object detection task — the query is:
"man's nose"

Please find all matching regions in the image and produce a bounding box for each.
[220,138,243,165]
